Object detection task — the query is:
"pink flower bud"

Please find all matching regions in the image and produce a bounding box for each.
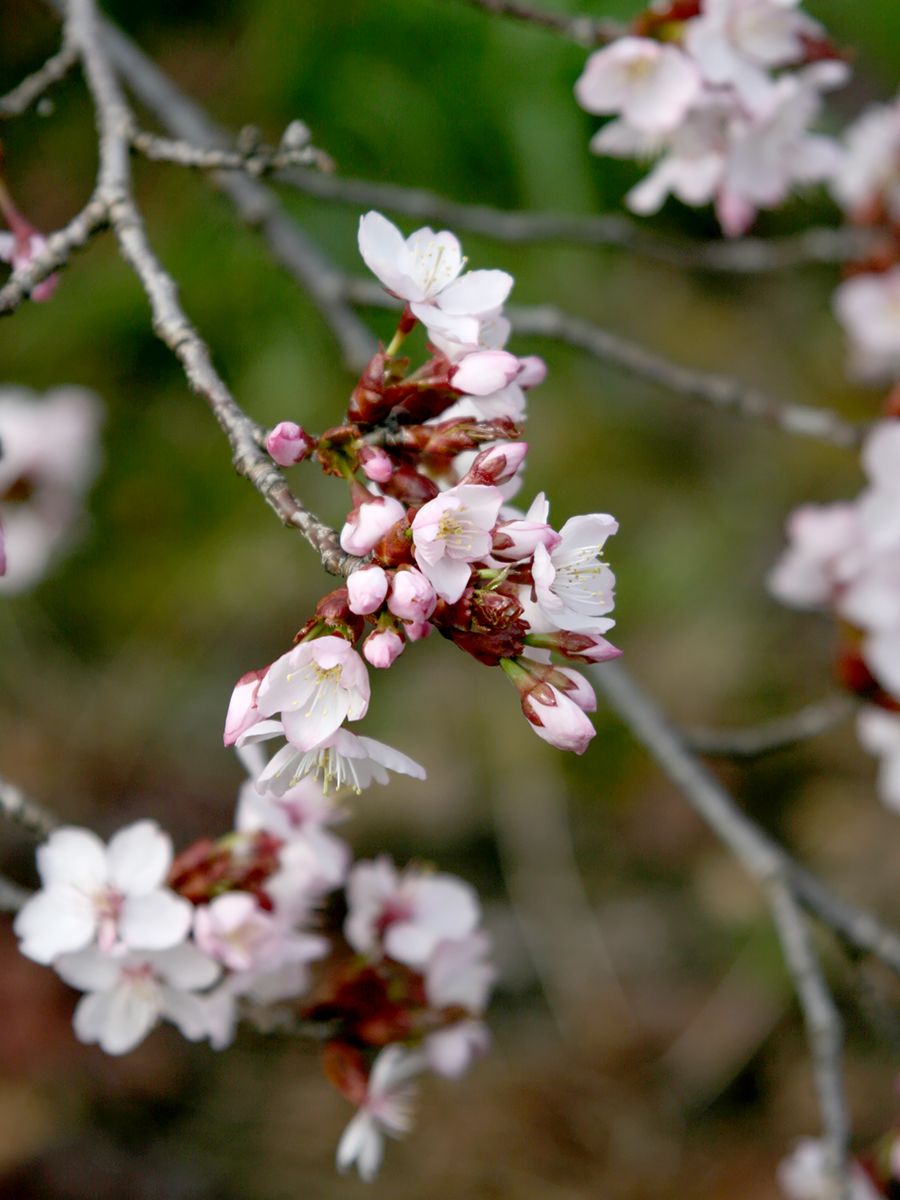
[405,619,432,642]
[359,446,394,484]
[340,493,407,556]
[451,350,520,397]
[266,421,314,466]
[556,668,597,712]
[522,684,596,755]
[363,628,405,668]
[347,565,389,615]
[387,567,437,622]
[0,226,57,302]
[516,356,547,389]
[224,666,268,746]
[463,442,528,487]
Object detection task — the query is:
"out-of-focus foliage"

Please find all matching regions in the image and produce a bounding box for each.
[1,1,900,1197]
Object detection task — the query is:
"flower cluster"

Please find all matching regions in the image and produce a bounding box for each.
[769,420,900,809]
[0,385,102,593]
[830,95,900,383]
[226,210,621,791]
[14,770,495,1181]
[574,0,847,235]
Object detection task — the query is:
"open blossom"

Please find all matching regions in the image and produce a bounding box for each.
[425,931,495,1014]
[575,37,701,133]
[194,892,286,973]
[248,722,426,795]
[345,857,480,968]
[767,502,861,609]
[834,267,900,383]
[340,492,406,556]
[411,483,504,603]
[337,1046,423,1182]
[15,822,192,964]
[685,0,820,114]
[492,492,560,562]
[224,665,268,746]
[777,1138,881,1200]
[831,97,900,221]
[531,513,617,633]
[256,635,370,752]
[54,943,220,1056]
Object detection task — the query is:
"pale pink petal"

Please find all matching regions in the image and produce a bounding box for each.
[106,820,172,895]
[119,889,193,951]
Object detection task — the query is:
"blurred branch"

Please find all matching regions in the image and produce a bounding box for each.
[0,777,59,838]
[445,0,623,45]
[342,276,863,449]
[0,874,30,912]
[282,166,875,273]
[0,38,77,118]
[684,694,856,760]
[129,125,333,176]
[594,662,860,1193]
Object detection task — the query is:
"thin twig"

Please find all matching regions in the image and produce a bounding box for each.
[0,193,109,313]
[0,777,59,838]
[341,277,863,450]
[768,880,851,1200]
[592,662,900,976]
[445,0,623,45]
[0,874,30,912]
[0,40,77,118]
[130,127,333,176]
[281,166,875,273]
[685,694,856,760]
[61,0,356,577]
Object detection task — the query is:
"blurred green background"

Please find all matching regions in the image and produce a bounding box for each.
[1,1,900,1196]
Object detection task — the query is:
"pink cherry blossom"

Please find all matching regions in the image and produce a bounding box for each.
[575,37,702,133]
[426,1020,491,1080]
[256,635,370,752]
[831,98,900,222]
[411,483,504,603]
[265,420,313,466]
[492,492,561,562]
[340,492,406,556]
[363,628,405,668]
[451,350,520,397]
[767,502,861,609]
[345,857,480,967]
[194,892,285,973]
[386,567,437,622]
[15,821,192,964]
[336,1046,424,1182]
[516,356,547,389]
[834,267,900,382]
[425,932,495,1013]
[54,943,220,1056]
[532,513,617,632]
[223,665,268,746]
[556,667,597,712]
[521,683,596,755]
[347,564,389,615]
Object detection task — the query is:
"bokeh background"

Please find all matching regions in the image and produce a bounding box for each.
[1,1,899,1196]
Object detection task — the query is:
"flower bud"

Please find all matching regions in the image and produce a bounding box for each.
[463,442,528,487]
[224,666,268,746]
[451,350,520,397]
[555,667,597,712]
[387,567,437,622]
[405,619,432,642]
[363,628,405,668]
[359,446,394,484]
[522,683,596,754]
[347,565,389,615]
[517,356,547,389]
[340,492,407,556]
[266,421,315,466]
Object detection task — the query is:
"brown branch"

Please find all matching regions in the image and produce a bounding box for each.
[0,39,77,118]
[0,776,60,838]
[281,166,875,274]
[684,694,856,760]
[445,0,623,45]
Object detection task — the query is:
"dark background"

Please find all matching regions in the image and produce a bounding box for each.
[1,1,899,1196]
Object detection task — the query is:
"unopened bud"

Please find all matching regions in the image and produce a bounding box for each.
[266,420,315,466]
[363,628,405,668]
[464,441,528,486]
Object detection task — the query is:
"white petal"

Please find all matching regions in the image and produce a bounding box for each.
[14,885,96,964]
[54,947,121,992]
[119,889,193,950]
[337,1112,382,1181]
[37,827,107,890]
[152,942,221,989]
[75,985,159,1055]
[106,820,173,894]
[159,986,211,1041]
[437,270,513,317]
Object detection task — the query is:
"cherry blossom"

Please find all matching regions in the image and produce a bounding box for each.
[223,665,269,747]
[520,681,597,755]
[54,943,220,1056]
[345,857,480,967]
[357,211,464,304]
[15,821,192,964]
[386,567,437,623]
[450,350,521,397]
[248,722,426,795]
[575,37,702,134]
[265,420,314,466]
[834,267,900,382]
[411,483,504,602]
[426,1020,491,1080]
[767,502,861,609]
[340,492,406,556]
[347,564,389,615]
[857,707,900,813]
[531,513,617,633]
[255,635,370,752]
[492,493,560,562]
[363,628,405,668]
[336,1046,424,1182]
[831,97,900,221]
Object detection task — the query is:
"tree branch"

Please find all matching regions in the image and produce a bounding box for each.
[684,694,856,760]
[0,777,60,838]
[0,874,30,913]
[0,39,77,118]
[281,166,875,273]
[0,193,109,313]
[444,0,623,45]
[129,125,333,176]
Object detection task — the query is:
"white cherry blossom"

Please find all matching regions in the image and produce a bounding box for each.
[575,37,701,133]
[531,513,617,633]
[834,266,900,382]
[411,483,504,602]
[336,1046,424,1182]
[832,97,900,221]
[15,821,192,964]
